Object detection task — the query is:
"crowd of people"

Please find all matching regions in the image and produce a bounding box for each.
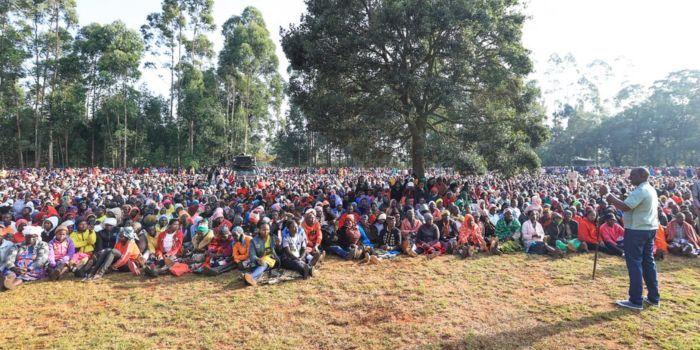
[0,165,698,291]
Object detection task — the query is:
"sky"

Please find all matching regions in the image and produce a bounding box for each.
[75,0,700,116]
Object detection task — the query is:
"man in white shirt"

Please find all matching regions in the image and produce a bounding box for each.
[600,167,660,311]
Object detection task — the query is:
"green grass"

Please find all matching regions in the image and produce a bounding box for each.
[1,253,698,349]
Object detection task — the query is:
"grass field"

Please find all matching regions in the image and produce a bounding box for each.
[1,252,698,350]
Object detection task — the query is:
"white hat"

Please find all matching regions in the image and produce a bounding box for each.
[377,213,387,221]
[23,225,42,237]
[103,217,117,226]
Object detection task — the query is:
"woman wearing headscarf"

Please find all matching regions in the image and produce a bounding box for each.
[574,207,599,252]
[456,214,488,258]
[415,213,444,259]
[46,225,75,280]
[1,225,49,290]
[327,215,363,260]
[41,216,59,243]
[12,219,28,243]
[198,225,234,276]
[144,219,183,277]
[69,219,97,269]
[399,209,420,257]
[243,222,279,286]
[232,226,252,268]
[82,227,142,281]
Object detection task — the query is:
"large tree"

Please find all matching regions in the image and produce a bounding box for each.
[219,6,282,156]
[0,0,32,167]
[282,0,545,177]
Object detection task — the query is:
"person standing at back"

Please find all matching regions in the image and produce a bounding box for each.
[691,168,700,218]
[599,167,660,310]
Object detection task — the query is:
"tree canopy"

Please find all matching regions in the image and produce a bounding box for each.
[282,0,548,177]
[1,0,697,171]
[538,70,700,167]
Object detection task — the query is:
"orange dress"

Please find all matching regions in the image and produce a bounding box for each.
[654,226,668,253]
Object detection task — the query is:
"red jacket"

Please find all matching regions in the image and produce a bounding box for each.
[575,216,600,244]
[302,221,322,249]
[155,230,184,257]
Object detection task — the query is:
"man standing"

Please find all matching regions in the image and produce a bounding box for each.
[692,168,700,217]
[600,168,660,310]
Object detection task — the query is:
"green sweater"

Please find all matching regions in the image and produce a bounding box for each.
[495,218,521,241]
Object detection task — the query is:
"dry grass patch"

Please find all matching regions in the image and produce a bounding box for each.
[1,253,698,349]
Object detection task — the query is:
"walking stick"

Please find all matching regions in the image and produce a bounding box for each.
[592,224,602,280]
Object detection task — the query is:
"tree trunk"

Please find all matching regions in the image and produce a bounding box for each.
[91,122,95,167]
[15,108,24,168]
[188,119,194,155]
[33,13,41,168]
[170,44,175,121]
[123,87,128,168]
[48,128,53,169]
[64,130,69,166]
[410,118,427,179]
[244,113,249,155]
[176,124,181,167]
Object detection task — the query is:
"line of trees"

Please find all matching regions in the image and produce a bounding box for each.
[5,1,693,172]
[0,0,281,168]
[538,70,700,166]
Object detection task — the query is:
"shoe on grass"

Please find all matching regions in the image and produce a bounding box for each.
[3,273,17,290]
[643,297,660,308]
[615,300,643,311]
[243,273,257,286]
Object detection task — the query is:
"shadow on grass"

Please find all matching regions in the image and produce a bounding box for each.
[435,309,630,350]
[98,270,241,291]
[592,254,700,280]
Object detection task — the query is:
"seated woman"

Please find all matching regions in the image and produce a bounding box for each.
[494,210,522,253]
[301,210,325,266]
[243,222,279,286]
[437,211,459,254]
[155,215,169,236]
[71,219,98,278]
[398,209,420,257]
[46,225,75,280]
[653,225,668,260]
[2,226,49,290]
[11,219,28,243]
[546,210,584,253]
[378,215,402,252]
[666,212,699,257]
[328,216,364,260]
[198,225,234,276]
[82,227,142,281]
[0,231,14,263]
[599,214,625,256]
[456,214,488,258]
[186,220,214,263]
[41,216,59,243]
[232,226,253,268]
[144,219,184,277]
[521,210,562,257]
[415,213,444,259]
[575,208,600,252]
[280,219,314,279]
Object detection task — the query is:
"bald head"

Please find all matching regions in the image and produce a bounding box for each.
[629,167,649,186]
